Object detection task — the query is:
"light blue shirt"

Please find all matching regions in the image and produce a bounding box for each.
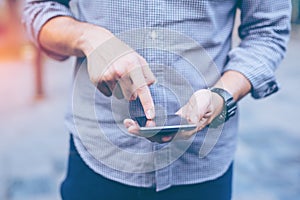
[23,0,290,191]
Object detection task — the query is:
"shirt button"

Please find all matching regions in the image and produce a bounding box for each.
[150,30,157,40]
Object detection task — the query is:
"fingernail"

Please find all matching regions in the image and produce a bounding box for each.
[146,120,155,127]
[162,135,173,142]
[146,109,155,119]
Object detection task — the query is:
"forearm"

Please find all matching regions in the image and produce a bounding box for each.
[39,16,113,59]
[214,70,251,102]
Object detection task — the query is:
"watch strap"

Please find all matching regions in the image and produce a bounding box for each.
[210,88,237,128]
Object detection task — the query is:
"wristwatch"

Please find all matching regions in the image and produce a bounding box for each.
[209,88,237,128]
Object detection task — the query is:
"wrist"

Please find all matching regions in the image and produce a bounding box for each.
[211,91,224,118]
[76,23,113,56]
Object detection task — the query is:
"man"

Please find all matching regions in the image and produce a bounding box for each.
[23,0,291,199]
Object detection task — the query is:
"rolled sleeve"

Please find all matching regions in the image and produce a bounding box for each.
[224,0,291,99]
[22,0,74,46]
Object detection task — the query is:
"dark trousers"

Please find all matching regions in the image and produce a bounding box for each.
[60,135,233,200]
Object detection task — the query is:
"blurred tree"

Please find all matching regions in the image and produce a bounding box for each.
[298,0,300,22]
[7,0,18,19]
[292,0,300,23]
[1,0,44,99]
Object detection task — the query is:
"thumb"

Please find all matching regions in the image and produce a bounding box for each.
[175,108,182,116]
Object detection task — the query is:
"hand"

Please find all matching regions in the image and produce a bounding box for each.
[123,118,176,143]
[175,89,224,139]
[80,27,156,119]
[124,89,224,142]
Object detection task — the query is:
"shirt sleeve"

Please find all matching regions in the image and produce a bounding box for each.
[223,0,291,99]
[22,0,74,46]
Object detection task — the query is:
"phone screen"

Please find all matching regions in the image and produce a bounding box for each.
[134,114,196,135]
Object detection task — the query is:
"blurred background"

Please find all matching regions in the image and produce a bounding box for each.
[0,1,299,200]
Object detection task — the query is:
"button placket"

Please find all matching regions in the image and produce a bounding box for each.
[144,0,170,191]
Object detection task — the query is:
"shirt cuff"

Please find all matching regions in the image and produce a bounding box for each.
[224,63,279,99]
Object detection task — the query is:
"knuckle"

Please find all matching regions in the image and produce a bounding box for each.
[122,59,132,67]
[101,71,110,81]
[136,85,147,93]
[137,86,151,99]
[139,57,148,66]
[127,56,141,68]
[127,53,137,60]
[182,132,192,140]
[188,133,196,139]
[130,93,138,101]
[193,94,201,101]
[122,58,136,68]
[89,75,99,84]
[114,67,124,78]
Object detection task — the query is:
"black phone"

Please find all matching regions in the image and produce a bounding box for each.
[134,114,196,136]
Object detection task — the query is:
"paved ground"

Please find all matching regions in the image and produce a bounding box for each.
[233,26,300,200]
[0,57,74,200]
[0,27,299,200]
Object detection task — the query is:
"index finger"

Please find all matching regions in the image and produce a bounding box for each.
[137,85,155,120]
[129,68,155,119]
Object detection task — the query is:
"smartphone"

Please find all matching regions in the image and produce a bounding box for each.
[134,114,196,136]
